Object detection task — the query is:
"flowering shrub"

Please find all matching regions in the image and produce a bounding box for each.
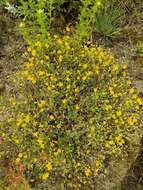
[0,35,143,189]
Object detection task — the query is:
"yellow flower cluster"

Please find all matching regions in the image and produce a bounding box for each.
[1,34,143,189]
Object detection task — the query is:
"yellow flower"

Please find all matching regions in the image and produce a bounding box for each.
[25,115,31,123]
[46,162,52,171]
[15,157,21,163]
[122,64,128,69]
[95,68,100,75]
[41,172,49,180]
[14,139,19,144]
[39,108,44,113]
[132,94,138,99]
[10,98,16,106]
[47,86,52,91]
[23,70,29,76]
[49,115,54,120]
[65,42,70,50]
[27,75,36,84]
[23,51,28,56]
[115,135,124,146]
[77,162,81,167]
[118,138,124,146]
[114,119,119,124]
[38,100,46,108]
[105,105,112,111]
[136,97,143,105]
[36,41,42,47]
[83,64,88,69]
[97,1,101,6]
[57,50,62,54]
[85,168,91,177]
[59,55,63,62]
[57,39,63,45]
[27,47,32,52]
[40,60,44,64]
[105,140,114,148]
[66,26,70,32]
[112,147,117,154]
[127,80,132,85]
[19,22,24,28]
[31,49,36,57]
[135,105,139,110]
[18,153,23,158]
[67,84,71,89]
[66,77,70,82]
[127,116,137,126]
[38,71,45,76]
[54,35,58,39]
[62,99,67,104]
[125,99,133,107]
[113,83,117,88]
[33,132,38,137]
[57,124,62,129]
[26,62,34,69]
[87,71,93,76]
[17,117,23,126]
[37,139,44,149]
[113,64,119,71]
[45,55,50,60]
[82,76,87,81]
[23,154,27,159]
[58,82,63,87]
[116,110,122,117]
[95,161,100,168]
[75,104,80,110]
[75,88,79,93]
[109,86,114,95]
[94,161,101,175]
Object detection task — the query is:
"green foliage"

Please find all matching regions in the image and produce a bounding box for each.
[76,0,105,41]
[0,34,143,189]
[3,0,105,42]
[0,0,5,6]
[3,0,80,43]
[17,0,53,43]
[95,6,123,38]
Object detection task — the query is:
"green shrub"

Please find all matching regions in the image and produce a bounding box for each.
[4,0,81,43]
[4,0,105,42]
[0,34,143,189]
